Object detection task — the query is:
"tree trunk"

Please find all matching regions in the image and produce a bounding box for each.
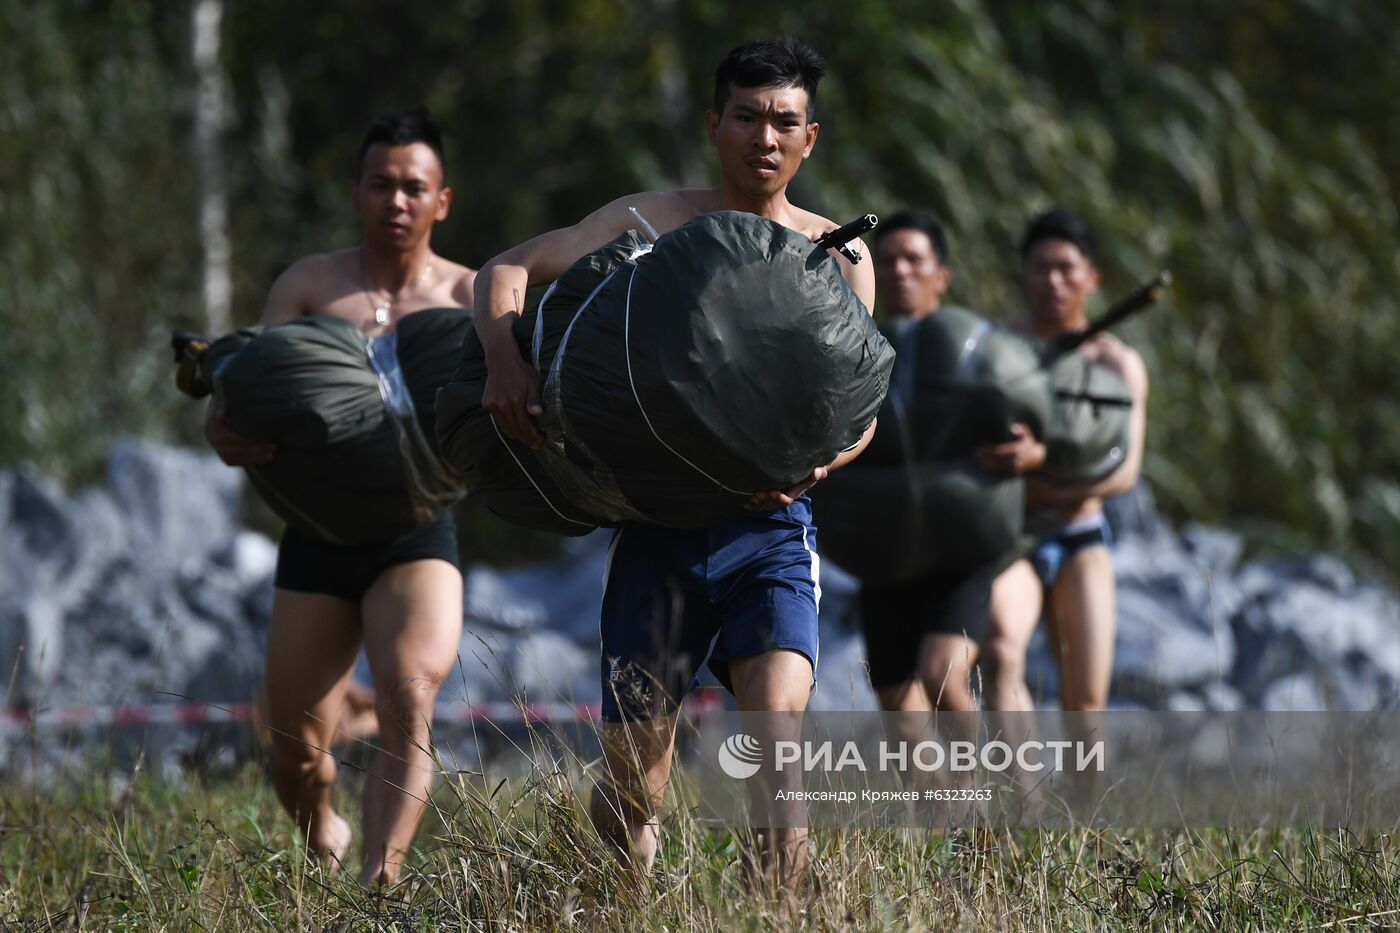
[193,0,232,334]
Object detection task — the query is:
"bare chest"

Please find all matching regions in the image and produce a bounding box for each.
[308,281,466,336]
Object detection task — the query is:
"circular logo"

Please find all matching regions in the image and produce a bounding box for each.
[717,733,764,779]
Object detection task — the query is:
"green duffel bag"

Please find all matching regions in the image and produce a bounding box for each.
[816,306,1131,584]
[175,309,471,544]
[815,308,1037,583]
[886,307,1131,478]
[1039,348,1133,484]
[815,458,1024,584]
[438,212,894,532]
[434,239,644,536]
[889,307,1052,460]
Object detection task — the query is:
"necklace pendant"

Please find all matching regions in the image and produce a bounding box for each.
[374,305,391,326]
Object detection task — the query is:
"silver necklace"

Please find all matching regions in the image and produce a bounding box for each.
[362,248,432,327]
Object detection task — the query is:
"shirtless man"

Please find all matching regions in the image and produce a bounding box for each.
[206,108,475,886]
[981,207,1149,712]
[863,211,1045,715]
[474,37,875,891]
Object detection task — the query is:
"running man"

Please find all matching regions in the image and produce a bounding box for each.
[861,211,1045,715]
[205,108,475,886]
[981,207,1149,712]
[474,37,875,891]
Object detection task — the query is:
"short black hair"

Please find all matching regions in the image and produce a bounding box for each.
[713,36,826,119]
[873,210,950,265]
[355,106,445,179]
[1020,206,1098,265]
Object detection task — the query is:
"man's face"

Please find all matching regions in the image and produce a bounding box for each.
[352,142,451,248]
[875,228,951,318]
[1022,238,1100,325]
[706,84,819,198]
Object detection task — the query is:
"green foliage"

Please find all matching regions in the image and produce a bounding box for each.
[5,0,1399,566]
[0,0,202,485]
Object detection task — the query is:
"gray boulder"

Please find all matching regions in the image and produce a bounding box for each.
[1230,562,1400,710]
[1103,483,1167,542]
[0,469,125,700]
[107,439,241,576]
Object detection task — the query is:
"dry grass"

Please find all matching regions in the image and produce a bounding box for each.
[2,731,1399,931]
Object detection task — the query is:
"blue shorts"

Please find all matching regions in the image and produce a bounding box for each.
[1029,513,1113,589]
[599,498,821,722]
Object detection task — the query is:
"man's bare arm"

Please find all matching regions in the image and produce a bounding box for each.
[205,260,320,465]
[474,192,689,446]
[833,243,876,315]
[449,264,478,309]
[974,423,1048,475]
[259,257,320,325]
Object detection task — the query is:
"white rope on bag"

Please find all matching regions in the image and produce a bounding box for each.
[628,206,661,242]
[517,238,657,525]
[538,230,655,376]
[549,267,623,387]
[545,240,652,398]
[532,281,560,371]
[621,265,757,496]
[953,319,993,384]
[366,331,463,511]
[488,414,594,530]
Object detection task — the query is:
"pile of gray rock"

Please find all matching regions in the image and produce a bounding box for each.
[2,441,1397,775]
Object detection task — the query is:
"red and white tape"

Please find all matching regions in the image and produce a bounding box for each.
[1,692,725,728]
[1,703,259,727]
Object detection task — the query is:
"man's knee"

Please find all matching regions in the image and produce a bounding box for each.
[270,733,335,783]
[919,635,975,683]
[981,634,1026,681]
[920,635,976,675]
[1061,672,1111,711]
[1073,687,1110,712]
[730,649,813,712]
[596,723,673,818]
[374,672,443,733]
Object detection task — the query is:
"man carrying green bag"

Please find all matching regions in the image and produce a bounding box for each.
[817,212,1048,715]
[184,308,469,543]
[472,37,880,895]
[982,208,1150,713]
[201,109,475,888]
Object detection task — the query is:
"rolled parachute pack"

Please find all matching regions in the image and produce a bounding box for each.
[436,211,895,531]
[871,306,1133,480]
[817,459,1025,585]
[1039,348,1133,483]
[815,306,1132,584]
[870,308,1050,464]
[172,308,472,544]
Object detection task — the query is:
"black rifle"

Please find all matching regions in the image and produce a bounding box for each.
[1049,270,1172,355]
[814,213,879,264]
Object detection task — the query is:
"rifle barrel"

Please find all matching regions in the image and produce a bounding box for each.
[814,213,879,252]
[1055,270,1172,352]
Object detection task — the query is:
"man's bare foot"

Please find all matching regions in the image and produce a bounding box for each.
[776,886,804,926]
[308,810,353,874]
[358,851,403,890]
